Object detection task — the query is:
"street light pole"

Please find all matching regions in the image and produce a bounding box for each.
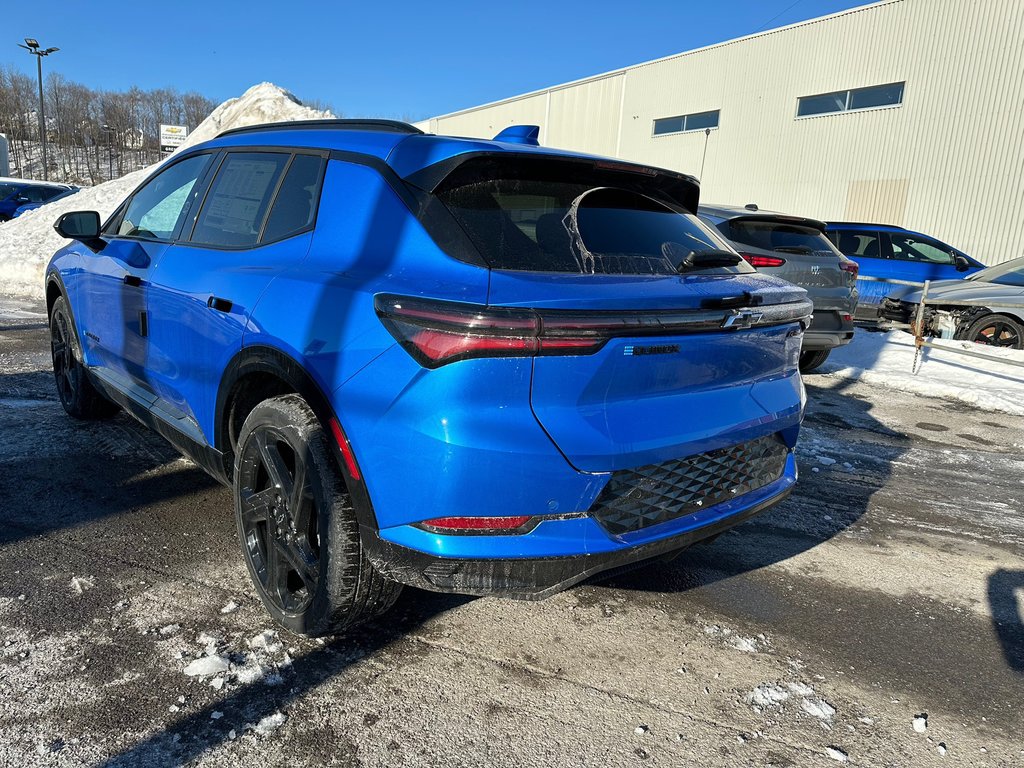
[18,38,59,181]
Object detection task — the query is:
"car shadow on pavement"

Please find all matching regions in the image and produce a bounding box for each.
[100,588,472,768]
[988,569,1024,674]
[596,373,909,597]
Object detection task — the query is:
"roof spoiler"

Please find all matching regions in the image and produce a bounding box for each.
[493,125,540,146]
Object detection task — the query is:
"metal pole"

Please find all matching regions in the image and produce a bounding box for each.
[699,127,711,180]
[36,53,47,180]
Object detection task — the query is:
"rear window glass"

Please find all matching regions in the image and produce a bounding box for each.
[435,159,743,275]
[728,220,840,257]
[191,152,290,247]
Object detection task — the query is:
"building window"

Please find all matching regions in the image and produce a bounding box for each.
[653,109,720,136]
[797,82,904,117]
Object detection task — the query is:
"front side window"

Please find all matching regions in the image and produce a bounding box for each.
[798,82,904,117]
[888,233,953,264]
[116,154,212,240]
[653,109,720,136]
[190,152,291,247]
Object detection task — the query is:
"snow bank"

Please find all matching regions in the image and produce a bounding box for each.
[825,330,1024,416]
[0,83,329,299]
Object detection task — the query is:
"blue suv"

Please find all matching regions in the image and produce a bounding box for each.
[825,222,984,317]
[0,179,76,221]
[46,120,810,635]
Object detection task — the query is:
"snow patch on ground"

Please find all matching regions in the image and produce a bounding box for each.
[0,83,330,299]
[826,330,1024,416]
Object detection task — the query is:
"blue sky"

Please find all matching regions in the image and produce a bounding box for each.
[6,0,867,120]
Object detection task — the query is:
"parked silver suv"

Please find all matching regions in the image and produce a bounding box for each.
[699,204,859,372]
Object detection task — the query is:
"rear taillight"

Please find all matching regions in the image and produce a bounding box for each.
[739,253,787,268]
[375,296,605,368]
[839,259,859,278]
[375,294,814,368]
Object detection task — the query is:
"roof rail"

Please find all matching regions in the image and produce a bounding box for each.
[216,119,424,139]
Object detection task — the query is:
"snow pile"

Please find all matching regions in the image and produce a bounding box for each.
[825,330,1024,416]
[0,83,330,299]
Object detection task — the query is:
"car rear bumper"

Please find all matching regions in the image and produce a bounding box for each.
[802,310,855,350]
[364,453,797,598]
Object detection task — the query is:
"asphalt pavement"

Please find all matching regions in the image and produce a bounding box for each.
[1,297,1022,767]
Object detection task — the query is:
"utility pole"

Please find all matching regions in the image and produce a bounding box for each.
[18,38,59,181]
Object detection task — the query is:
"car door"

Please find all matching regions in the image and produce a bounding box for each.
[75,153,214,398]
[830,228,890,307]
[146,150,327,445]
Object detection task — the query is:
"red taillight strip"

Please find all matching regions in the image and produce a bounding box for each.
[375,294,813,368]
[419,515,534,534]
[739,252,787,268]
[328,417,361,482]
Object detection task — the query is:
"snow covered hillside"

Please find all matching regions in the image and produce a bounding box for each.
[0,83,329,298]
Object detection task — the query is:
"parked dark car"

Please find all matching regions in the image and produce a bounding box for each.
[825,222,984,318]
[699,205,858,372]
[46,120,812,635]
[12,185,79,218]
[881,257,1024,348]
[0,178,76,221]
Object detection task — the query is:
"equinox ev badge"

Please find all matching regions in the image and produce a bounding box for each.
[721,310,764,330]
[623,343,680,356]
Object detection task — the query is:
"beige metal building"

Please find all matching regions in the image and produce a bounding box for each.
[417,0,1024,265]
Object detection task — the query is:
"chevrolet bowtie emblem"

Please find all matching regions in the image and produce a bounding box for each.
[721,310,764,330]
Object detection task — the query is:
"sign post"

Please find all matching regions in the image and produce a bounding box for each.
[159,124,189,154]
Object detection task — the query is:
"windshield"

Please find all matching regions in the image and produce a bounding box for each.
[435,158,747,275]
[726,219,841,257]
[966,258,1024,287]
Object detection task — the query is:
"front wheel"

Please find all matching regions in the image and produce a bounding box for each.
[234,394,401,636]
[49,296,118,419]
[799,349,831,374]
[957,313,1024,349]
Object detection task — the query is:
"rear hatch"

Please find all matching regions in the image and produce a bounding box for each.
[428,155,811,472]
[716,215,856,314]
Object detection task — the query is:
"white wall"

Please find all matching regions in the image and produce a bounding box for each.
[419,0,1024,265]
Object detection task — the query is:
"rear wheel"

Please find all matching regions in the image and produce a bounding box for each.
[799,349,831,374]
[234,394,401,636]
[957,314,1024,349]
[49,296,118,419]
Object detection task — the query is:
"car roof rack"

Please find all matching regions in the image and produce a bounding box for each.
[216,119,424,138]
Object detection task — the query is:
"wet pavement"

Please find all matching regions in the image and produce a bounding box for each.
[1,297,1023,767]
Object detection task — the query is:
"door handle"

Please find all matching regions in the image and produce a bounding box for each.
[123,274,144,287]
[207,296,233,313]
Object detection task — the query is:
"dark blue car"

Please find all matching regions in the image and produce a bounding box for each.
[0,178,75,221]
[825,222,984,317]
[46,120,811,635]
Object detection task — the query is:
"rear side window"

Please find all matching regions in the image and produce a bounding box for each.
[832,229,882,258]
[435,159,739,275]
[262,154,325,242]
[190,152,290,247]
[728,220,840,257]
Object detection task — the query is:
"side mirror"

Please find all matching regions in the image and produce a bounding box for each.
[54,211,103,249]
[954,255,970,272]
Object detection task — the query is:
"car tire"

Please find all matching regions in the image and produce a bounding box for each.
[956,313,1024,349]
[49,296,118,419]
[799,349,831,374]
[234,394,401,636]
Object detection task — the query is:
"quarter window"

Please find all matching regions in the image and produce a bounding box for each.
[797,82,904,117]
[653,109,720,136]
[190,152,291,247]
[261,154,325,243]
[116,154,211,240]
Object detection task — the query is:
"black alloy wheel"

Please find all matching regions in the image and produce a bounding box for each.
[48,295,117,419]
[968,316,1024,349]
[237,425,320,615]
